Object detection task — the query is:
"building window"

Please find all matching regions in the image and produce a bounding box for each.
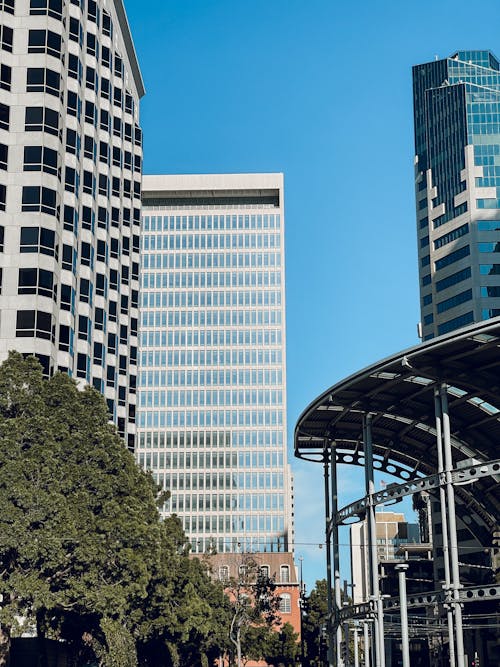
[27,68,60,97]
[437,289,473,314]
[435,245,470,271]
[16,310,52,340]
[30,0,63,19]
[280,565,289,583]
[260,565,270,578]
[0,63,11,91]
[93,342,104,366]
[69,17,83,45]
[60,283,74,313]
[0,103,9,131]
[28,30,61,58]
[25,107,59,136]
[67,91,81,119]
[102,11,113,37]
[79,278,92,304]
[434,223,469,250]
[78,315,89,341]
[68,53,82,82]
[437,312,474,336]
[95,273,107,297]
[61,244,76,272]
[21,186,58,216]
[0,144,7,170]
[0,226,4,251]
[58,324,72,352]
[76,353,88,380]
[24,146,58,176]
[0,24,13,53]
[18,267,54,298]
[0,0,15,14]
[279,594,291,614]
[20,226,57,257]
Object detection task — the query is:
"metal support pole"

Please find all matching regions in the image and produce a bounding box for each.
[354,624,359,667]
[363,414,385,667]
[324,444,335,667]
[440,385,465,667]
[395,564,410,667]
[332,452,343,666]
[363,622,370,667]
[434,388,456,667]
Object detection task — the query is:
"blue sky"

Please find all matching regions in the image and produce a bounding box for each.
[125,0,500,589]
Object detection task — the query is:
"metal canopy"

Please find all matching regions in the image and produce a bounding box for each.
[294,317,500,529]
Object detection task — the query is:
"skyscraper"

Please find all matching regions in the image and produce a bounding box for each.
[0,0,143,446]
[138,174,293,554]
[413,51,500,340]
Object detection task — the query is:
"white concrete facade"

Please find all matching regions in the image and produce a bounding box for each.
[0,0,143,446]
[138,173,294,554]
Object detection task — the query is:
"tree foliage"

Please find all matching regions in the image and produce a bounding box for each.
[0,353,232,666]
[302,579,329,666]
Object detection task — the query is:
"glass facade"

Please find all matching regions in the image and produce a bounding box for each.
[138,175,292,555]
[413,51,500,339]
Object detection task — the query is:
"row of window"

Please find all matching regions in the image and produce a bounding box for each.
[136,429,284,450]
[139,368,283,388]
[140,331,282,350]
[183,514,285,534]
[142,251,282,270]
[143,214,281,232]
[142,233,282,251]
[141,290,282,309]
[138,389,284,409]
[136,450,285,471]
[162,492,285,515]
[189,536,286,556]
[138,409,285,429]
[141,308,282,329]
[139,348,283,368]
[141,270,282,290]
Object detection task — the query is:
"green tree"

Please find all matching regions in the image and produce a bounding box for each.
[262,622,300,667]
[302,579,329,666]
[0,353,163,666]
[224,553,281,667]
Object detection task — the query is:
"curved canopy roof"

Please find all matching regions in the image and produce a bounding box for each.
[295,318,500,529]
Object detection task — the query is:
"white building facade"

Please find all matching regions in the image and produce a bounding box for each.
[0,0,144,446]
[138,174,294,554]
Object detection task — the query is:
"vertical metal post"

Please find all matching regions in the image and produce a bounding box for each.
[395,564,410,667]
[363,622,370,667]
[324,444,335,667]
[434,388,456,667]
[354,624,359,667]
[363,413,385,667]
[440,385,465,667]
[331,451,343,665]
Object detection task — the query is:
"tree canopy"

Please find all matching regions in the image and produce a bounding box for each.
[0,353,231,666]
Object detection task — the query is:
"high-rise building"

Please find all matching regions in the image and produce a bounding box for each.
[0,0,144,446]
[413,51,500,340]
[138,173,293,554]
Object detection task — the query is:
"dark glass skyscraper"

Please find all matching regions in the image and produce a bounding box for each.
[413,51,500,340]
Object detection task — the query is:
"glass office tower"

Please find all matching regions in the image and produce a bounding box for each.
[137,174,293,554]
[0,0,143,447]
[413,51,500,340]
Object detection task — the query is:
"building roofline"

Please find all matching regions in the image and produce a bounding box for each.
[114,0,145,98]
[142,173,284,194]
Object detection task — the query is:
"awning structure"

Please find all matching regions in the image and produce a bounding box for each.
[295,317,500,531]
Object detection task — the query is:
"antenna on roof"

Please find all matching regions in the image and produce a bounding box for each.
[434,54,439,61]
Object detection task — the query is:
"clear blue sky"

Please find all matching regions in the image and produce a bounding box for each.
[125,0,500,589]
